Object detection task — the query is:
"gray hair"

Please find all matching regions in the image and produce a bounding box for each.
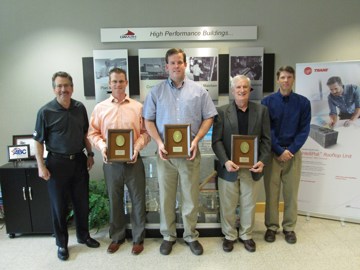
[231,75,251,89]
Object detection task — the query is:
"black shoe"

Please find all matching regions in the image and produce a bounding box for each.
[160,240,176,255]
[57,247,69,261]
[185,240,203,255]
[264,229,276,243]
[283,230,297,244]
[78,237,100,248]
[222,239,236,252]
[239,238,256,252]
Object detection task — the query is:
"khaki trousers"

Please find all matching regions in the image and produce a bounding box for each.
[157,153,200,242]
[218,169,261,241]
[264,151,302,232]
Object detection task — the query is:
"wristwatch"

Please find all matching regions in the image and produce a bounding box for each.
[87,151,95,157]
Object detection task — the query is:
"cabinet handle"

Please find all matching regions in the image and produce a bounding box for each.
[28,187,33,200]
[22,187,27,200]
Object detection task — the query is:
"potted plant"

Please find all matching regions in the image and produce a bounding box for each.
[67,179,109,232]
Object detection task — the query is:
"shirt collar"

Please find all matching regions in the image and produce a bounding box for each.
[109,94,130,104]
[276,89,293,102]
[167,78,185,89]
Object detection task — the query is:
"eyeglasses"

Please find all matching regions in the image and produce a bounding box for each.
[55,84,72,89]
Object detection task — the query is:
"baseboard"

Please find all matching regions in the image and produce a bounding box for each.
[256,202,284,213]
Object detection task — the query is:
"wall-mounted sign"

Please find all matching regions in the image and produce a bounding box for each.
[101,26,257,42]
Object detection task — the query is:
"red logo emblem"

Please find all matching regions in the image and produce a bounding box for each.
[304,67,312,75]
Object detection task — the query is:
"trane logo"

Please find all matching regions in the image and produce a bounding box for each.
[314,68,328,72]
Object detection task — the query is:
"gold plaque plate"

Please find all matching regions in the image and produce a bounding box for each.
[164,124,191,158]
[107,129,133,162]
[231,135,258,168]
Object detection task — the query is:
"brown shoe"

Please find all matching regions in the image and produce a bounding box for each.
[132,242,144,255]
[107,240,124,254]
[239,238,256,252]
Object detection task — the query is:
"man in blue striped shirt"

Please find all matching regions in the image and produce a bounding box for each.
[261,66,311,244]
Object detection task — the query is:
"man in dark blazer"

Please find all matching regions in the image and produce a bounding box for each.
[212,75,271,253]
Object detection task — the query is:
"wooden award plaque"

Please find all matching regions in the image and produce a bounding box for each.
[107,129,133,162]
[231,135,258,168]
[164,124,191,158]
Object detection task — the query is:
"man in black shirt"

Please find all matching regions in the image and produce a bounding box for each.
[33,71,100,261]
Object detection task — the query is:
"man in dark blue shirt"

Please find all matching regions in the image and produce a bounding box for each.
[261,66,311,244]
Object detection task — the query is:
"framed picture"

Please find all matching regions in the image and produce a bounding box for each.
[12,134,48,159]
[7,144,30,161]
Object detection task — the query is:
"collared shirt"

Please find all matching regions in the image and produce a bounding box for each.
[88,95,150,152]
[33,98,88,154]
[261,90,311,156]
[143,78,218,140]
[328,84,360,115]
[235,103,249,135]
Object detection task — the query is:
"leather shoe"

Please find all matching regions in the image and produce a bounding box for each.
[222,238,236,252]
[57,247,69,261]
[264,229,276,243]
[239,238,256,252]
[78,237,100,248]
[107,240,124,254]
[132,242,144,255]
[283,230,297,244]
[185,240,203,255]
[160,240,175,255]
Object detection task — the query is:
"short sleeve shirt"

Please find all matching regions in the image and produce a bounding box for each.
[33,98,89,154]
[142,78,218,140]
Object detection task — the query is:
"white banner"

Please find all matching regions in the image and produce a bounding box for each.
[101,26,257,42]
[93,50,129,103]
[296,61,360,223]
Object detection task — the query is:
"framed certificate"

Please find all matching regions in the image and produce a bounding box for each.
[107,129,133,162]
[231,135,258,168]
[8,144,30,161]
[13,134,48,160]
[164,124,191,158]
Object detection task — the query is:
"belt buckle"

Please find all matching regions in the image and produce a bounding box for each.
[69,154,75,160]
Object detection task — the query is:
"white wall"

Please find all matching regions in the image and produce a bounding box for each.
[0,0,359,179]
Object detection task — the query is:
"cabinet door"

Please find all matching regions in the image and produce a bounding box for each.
[0,170,32,234]
[26,169,53,233]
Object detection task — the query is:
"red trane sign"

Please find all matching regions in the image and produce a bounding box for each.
[314,68,329,72]
[304,67,312,75]
[304,67,329,75]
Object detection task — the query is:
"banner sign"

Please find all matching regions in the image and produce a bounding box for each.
[101,26,257,42]
[296,61,360,223]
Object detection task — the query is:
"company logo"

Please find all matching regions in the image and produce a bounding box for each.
[314,68,328,72]
[304,67,312,75]
[120,30,136,40]
[12,148,27,155]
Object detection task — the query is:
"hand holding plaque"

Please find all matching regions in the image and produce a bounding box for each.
[164,124,191,158]
[231,135,258,168]
[107,129,133,162]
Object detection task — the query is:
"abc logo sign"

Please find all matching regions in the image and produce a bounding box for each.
[12,148,27,155]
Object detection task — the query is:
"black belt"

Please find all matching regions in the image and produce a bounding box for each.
[50,152,83,160]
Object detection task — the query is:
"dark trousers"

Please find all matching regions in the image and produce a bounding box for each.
[103,156,146,244]
[46,153,90,248]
